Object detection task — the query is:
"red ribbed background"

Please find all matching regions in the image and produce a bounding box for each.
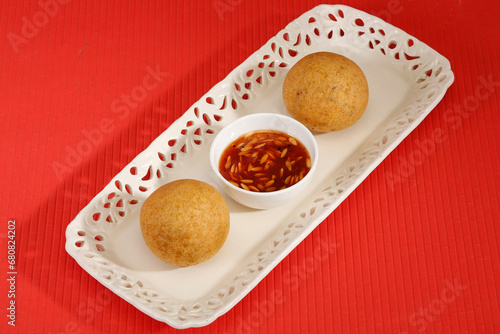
[1,0,499,333]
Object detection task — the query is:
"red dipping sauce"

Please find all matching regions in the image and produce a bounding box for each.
[218,130,311,192]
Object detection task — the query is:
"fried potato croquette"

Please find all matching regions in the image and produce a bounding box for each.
[283,52,369,132]
[140,179,230,267]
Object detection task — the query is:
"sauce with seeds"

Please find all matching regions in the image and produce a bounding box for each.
[219,130,311,192]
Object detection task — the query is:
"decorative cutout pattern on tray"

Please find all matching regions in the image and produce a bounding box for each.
[66,4,454,328]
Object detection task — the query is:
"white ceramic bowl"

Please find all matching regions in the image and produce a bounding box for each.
[209,113,318,209]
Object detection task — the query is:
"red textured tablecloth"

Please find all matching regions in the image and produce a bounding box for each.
[1,0,499,333]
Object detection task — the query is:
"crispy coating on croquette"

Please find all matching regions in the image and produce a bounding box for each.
[283,52,369,132]
[140,179,230,267]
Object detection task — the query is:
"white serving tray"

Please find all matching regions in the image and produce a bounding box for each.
[65,4,454,329]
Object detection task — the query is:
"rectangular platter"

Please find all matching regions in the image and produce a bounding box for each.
[65,4,454,329]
